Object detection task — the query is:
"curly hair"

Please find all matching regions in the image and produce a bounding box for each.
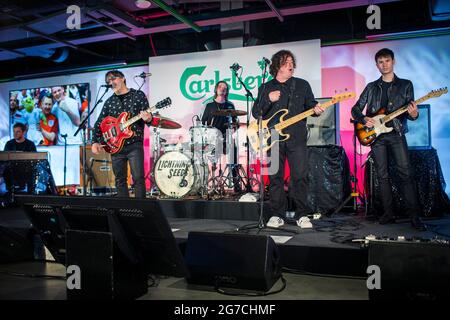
[269,50,296,77]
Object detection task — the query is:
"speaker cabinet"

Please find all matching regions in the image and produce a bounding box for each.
[66,229,147,300]
[185,232,281,291]
[368,240,450,300]
[81,146,115,188]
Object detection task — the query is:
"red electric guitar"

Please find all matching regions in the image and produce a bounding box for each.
[100,97,172,154]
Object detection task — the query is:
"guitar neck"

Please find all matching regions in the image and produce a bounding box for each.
[383,94,431,123]
[275,100,335,131]
[123,105,156,128]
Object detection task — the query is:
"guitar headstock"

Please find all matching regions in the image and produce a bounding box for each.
[427,87,448,98]
[156,97,172,109]
[330,91,356,103]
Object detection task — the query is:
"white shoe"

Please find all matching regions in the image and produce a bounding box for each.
[266,216,285,228]
[297,216,313,229]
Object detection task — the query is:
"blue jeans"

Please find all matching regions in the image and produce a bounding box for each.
[371,132,420,218]
[111,142,146,198]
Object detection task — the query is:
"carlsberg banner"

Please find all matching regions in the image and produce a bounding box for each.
[148,39,321,147]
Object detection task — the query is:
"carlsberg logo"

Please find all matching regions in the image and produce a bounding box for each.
[179,66,272,103]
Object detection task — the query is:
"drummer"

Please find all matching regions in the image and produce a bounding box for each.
[201,81,238,133]
[201,80,241,193]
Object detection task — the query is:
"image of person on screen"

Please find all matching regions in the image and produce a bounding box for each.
[4,123,37,152]
[252,49,324,228]
[51,86,82,145]
[201,80,241,192]
[10,93,29,137]
[21,96,44,146]
[91,70,153,198]
[351,48,424,231]
[38,94,59,146]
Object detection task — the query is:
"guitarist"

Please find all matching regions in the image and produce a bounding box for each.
[252,50,324,228]
[351,48,424,230]
[92,70,153,198]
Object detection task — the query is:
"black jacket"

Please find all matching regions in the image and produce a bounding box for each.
[252,77,317,141]
[351,74,418,134]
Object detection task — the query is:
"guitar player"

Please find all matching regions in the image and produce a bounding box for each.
[351,48,425,231]
[252,49,324,228]
[92,70,153,198]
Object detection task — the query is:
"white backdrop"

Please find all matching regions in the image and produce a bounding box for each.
[148,40,322,148]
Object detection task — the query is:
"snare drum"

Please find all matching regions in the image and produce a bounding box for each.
[154,151,208,198]
[162,143,183,153]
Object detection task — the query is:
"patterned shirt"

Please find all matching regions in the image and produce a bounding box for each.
[92,89,149,148]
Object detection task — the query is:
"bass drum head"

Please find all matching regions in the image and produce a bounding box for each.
[154,151,195,198]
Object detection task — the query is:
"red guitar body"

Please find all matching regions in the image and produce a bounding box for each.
[100,112,134,154]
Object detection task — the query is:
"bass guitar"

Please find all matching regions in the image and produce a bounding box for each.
[247,92,355,153]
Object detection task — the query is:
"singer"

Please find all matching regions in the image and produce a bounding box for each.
[91,70,153,198]
[252,49,324,228]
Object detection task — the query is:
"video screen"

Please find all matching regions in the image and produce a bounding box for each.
[406,104,431,149]
[9,83,90,146]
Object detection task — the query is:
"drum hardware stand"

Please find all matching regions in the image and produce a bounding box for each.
[215,118,250,193]
[147,126,163,196]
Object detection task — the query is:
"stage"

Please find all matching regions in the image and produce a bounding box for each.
[1,195,449,291]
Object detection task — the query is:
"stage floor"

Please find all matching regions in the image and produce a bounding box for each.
[1,197,449,300]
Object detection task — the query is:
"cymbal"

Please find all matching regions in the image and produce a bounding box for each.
[212,109,247,117]
[151,115,182,129]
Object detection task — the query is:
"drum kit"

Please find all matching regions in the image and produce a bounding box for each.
[148,110,258,199]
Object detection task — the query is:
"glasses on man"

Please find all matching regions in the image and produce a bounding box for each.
[106,76,119,83]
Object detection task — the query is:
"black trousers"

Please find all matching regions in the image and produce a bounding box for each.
[111,142,146,198]
[268,139,309,219]
[371,132,420,218]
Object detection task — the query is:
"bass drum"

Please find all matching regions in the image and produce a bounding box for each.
[154,151,208,198]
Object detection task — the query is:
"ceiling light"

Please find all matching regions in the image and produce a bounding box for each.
[135,0,152,9]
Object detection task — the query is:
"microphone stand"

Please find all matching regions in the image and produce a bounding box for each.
[74,86,110,196]
[231,67,255,192]
[62,134,68,195]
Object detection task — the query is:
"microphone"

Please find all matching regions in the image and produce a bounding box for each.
[263,57,271,65]
[229,63,241,71]
[61,134,68,138]
[135,72,152,78]
[100,84,112,88]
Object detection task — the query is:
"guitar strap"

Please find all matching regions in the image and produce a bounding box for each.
[387,83,402,135]
[287,79,296,113]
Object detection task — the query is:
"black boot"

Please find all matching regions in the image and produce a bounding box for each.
[379,213,396,225]
[411,216,426,231]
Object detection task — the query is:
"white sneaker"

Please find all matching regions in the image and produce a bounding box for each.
[266,216,285,228]
[297,216,313,229]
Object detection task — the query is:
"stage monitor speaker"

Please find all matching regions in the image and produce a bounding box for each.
[184,232,281,292]
[307,98,339,146]
[84,146,115,188]
[0,226,34,263]
[368,240,450,300]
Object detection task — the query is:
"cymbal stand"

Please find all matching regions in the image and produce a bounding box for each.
[147,126,162,196]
